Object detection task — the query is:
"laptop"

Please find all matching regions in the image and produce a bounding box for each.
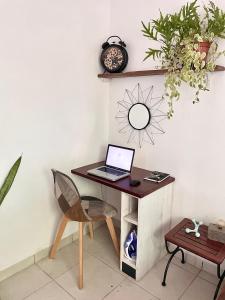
[87,144,135,181]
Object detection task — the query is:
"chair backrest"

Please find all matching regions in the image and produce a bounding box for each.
[51,169,89,222]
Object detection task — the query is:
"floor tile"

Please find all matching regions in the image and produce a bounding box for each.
[181,277,216,300]
[24,281,74,300]
[172,255,200,275]
[135,257,197,300]
[37,242,79,279]
[55,254,124,300]
[0,223,221,300]
[0,265,51,300]
[76,225,120,272]
[103,279,158,300]
[198,270,218,285]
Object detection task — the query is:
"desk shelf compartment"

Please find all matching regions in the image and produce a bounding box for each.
[122,255,136,268]
[124,211,138,225]
[120,194,138,275]
[121,196,138,225]
[120,184,174,281]
[122,223,137,268]
[121,220,137,279]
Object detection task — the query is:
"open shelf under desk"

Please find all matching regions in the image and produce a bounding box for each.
[122,256,136,269]
[124,211,138,225]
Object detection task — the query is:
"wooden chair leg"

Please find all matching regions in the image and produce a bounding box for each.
[79,222,83,289]
[106,217,120,257]
[49,215,69,259]
[88,222,94,239]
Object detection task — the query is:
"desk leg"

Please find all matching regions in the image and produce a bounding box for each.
[214,267,225,300]
[162,241,185,287]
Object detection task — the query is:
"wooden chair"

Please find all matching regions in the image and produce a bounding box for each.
[49,170,120,289]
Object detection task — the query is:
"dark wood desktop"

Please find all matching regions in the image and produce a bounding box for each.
[71,161,175,198]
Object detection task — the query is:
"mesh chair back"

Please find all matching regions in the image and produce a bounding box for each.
[52,169,89,222]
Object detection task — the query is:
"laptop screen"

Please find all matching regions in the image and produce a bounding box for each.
[105,144,135,172]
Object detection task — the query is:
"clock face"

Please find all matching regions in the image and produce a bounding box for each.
[102,46,124,72]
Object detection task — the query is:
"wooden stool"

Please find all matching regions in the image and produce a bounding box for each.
[162,218,225,300]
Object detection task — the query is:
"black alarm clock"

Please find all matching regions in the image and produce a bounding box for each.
[100,36,128,73]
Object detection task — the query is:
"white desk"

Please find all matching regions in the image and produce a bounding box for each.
[71,161,175,280]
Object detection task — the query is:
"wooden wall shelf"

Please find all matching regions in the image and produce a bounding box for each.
[98,65,225,79]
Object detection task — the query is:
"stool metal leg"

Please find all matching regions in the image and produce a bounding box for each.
[165,240,175,254]
[217,264,222,279]
[214,269,225,300]
[165,240,185,264]
[162,241,185,287]
[180,248,185,264]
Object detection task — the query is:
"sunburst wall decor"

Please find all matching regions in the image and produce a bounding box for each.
[116,83,167,148]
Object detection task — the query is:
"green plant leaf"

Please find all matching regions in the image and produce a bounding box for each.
[144,48,162,61]
[0,156,22,206]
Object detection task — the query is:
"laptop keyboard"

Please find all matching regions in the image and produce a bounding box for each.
[98,167,126,176]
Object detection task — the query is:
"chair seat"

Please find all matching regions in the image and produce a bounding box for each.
[80,196,117,219]
[80,195,117,220]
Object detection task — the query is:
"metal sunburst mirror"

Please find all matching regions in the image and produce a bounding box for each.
[116,83,167,148]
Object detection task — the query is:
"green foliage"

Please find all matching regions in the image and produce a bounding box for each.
[0,156,22,206]
[142,1,201,62]
[204,2,225,38]
[142,0,225,117]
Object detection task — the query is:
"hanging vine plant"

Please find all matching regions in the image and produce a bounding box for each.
[142,0,225,117]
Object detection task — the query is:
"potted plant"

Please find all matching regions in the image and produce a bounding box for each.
[0,156,22,207]
[142,1,225,117]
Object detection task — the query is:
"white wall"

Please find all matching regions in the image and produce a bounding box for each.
[108,0,225,225]
[1,0,225,274]
[0,0,110,271]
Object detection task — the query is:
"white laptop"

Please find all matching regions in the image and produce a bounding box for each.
[87,144,135,181]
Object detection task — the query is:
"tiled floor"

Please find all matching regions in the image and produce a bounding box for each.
[0,225,220,300]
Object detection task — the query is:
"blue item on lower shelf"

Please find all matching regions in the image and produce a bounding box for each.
[124,229,137,262]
